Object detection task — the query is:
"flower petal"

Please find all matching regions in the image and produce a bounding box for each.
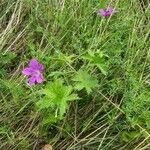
[108,7,118,14]
[29,59,39,68]
[38,64,44,72]
[107,7,114,12]
[28,76,36,86]
[22,68,32,75]
[105,12,111,17]
[99,9,106,16]
[35,74,44,83]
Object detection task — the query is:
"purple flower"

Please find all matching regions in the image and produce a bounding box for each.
[98,7,117,17]
[22,59,44,86]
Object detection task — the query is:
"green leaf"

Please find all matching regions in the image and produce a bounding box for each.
[42,114,63,125]
[36,98,53,110]
[36,79,79,117]
[73,70,98,94]
[83,51,109,75]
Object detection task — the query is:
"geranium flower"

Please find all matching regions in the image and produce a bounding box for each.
[98,7,117,17]
[22,59,44,86]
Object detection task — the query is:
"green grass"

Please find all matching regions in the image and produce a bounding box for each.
[0,0,150,149]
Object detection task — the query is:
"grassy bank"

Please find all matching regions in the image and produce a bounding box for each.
[0,0,150,149]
